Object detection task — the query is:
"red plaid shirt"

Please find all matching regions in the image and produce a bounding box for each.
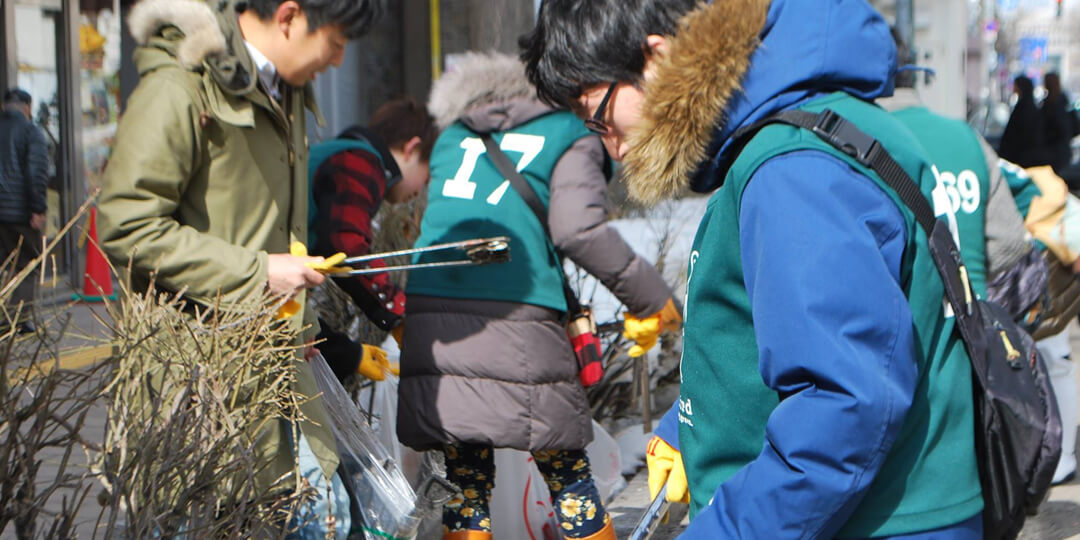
[311,148,405,329]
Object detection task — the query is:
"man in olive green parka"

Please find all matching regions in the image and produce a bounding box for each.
[99,0,380,535]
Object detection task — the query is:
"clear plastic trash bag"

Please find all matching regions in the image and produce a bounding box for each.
[310,353,454,539]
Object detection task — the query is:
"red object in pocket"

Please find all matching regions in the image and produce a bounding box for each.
[568,312,603,387]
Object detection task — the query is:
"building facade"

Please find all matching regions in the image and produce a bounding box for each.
[1,0,124,293]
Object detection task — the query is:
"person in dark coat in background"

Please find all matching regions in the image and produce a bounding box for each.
[0,88,49,332]
[999,76,1049,168]
[1041,72,1075,175]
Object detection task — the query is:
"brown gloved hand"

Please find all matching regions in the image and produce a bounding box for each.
[391,322,404,348]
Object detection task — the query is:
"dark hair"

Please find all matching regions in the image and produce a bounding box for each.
[1044,72,1062,99]
[3,87,31,106]
[367,98,438,162]
[1014,75,1034,99]
[242,0,382,39]
[520,0,698,109]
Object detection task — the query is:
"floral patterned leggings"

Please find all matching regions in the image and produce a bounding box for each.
[442,443,609,538]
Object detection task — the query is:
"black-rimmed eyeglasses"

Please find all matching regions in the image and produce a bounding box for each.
[583,82,617,135]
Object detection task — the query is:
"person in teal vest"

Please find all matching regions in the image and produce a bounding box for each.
[882,34,1078,486]
[638,30,1062,528]
[880,29,1042,300]
[308,98,436,378]
[524,0,984,537]
[397,51,679,540]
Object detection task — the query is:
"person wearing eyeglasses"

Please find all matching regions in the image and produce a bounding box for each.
[524,0,985,538]
[396,51,679,540]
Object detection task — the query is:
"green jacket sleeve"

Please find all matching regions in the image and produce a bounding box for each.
[98,69,269,306]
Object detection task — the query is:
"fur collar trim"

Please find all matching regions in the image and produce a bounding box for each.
[622,0,769,204]
[428,51,538,130]
[128,0,226,69]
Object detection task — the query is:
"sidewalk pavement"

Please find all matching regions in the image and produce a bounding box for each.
[1,295,113,540]
[5,295,1080,539]
[607,325,1080,540]
[609,428,1080,539]
[29,294,115,371]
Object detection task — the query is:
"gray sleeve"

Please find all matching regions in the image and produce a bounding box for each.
[981,135,1031,278]
[548,135,672,317]
[24,124,49,214]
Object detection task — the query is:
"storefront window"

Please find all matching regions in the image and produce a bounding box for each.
[13,0,63,245]
[79,0,120,195]
[10,0,121,289]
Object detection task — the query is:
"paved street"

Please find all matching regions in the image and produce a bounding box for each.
[3,302,1080,539]
[0,299,113,540]
[607,326,1080,540]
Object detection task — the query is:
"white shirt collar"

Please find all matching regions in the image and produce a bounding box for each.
[243,40,281,100]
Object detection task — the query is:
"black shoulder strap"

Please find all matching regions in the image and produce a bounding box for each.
[732,108,989,378]
[481,134,551,234]
[480,133,584,313]
[731,109,938,235]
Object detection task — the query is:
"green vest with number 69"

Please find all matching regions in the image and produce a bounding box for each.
[406,111,591,311]
[893,106,991,295]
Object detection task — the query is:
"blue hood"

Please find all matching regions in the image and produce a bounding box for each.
[620,0,897,201]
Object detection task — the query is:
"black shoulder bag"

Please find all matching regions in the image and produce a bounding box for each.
[479,134,605,387]
[731,109,1063,540]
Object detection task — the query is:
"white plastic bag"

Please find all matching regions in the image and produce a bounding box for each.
[489,421,624,540]
[359,346,624,539]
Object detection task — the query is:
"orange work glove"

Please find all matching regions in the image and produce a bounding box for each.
[391,323,404,347]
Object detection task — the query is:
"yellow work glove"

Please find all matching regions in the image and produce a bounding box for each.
[646,435,690,505]
[357,344,399,381]
[291,241,349,272]
[276,243,350,319]
[623,298,683,357]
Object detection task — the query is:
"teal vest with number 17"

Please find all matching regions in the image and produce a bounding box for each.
[406,111,590,311]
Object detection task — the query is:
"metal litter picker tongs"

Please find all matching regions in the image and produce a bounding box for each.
[276,237,511,319]
[628,485,672,540]
[326,236,511,276]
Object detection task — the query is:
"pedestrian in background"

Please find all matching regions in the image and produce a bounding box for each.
[98,0,380,535]
[1040,72,1076,175]
[398,51,679,540]
[0,87,49,333]
[999,75,1049,168]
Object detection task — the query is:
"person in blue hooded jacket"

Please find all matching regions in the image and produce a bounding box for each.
[523,0,984,538]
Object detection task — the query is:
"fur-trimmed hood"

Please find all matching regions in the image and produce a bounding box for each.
[428,51,553,134]
[623,0,897,203]
[128,0,257,95]
[129,0,226,69]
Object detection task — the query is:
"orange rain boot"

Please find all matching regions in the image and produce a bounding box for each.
[443,530,493,540]
[572,518,615,540]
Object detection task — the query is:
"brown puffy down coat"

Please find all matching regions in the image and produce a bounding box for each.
[397,52,673,452]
